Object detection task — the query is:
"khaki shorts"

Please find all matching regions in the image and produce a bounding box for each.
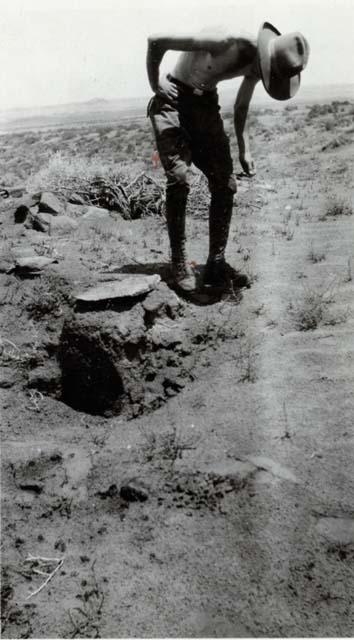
[148,89,236,193]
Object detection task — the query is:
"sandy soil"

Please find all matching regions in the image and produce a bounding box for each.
[1,100,354,638]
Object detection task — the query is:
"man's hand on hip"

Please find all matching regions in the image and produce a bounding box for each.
[156,75,179,104]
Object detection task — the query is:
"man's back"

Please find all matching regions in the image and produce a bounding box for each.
[172,32,258,91]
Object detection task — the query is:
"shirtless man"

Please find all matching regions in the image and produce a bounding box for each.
[147,22,309,290]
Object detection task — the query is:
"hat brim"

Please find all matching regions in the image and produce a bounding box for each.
[257,21,300,101]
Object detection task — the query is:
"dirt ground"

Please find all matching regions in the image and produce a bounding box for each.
[1,99,354,638]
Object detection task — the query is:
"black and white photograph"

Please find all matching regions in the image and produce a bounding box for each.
[1,0,353,637]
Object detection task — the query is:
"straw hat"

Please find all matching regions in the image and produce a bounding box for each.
[257,22,310,100]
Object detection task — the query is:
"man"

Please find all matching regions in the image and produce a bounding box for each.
[146,22,309,291]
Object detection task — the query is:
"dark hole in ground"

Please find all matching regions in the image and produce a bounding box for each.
[59,332,125,416]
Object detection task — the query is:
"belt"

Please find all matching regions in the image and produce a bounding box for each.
[167,74,216,97]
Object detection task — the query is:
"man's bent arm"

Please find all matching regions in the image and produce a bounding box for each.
[234,75,259,174]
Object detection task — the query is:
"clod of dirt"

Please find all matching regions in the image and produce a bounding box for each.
[120,481,149,502]
[19,482,44,494]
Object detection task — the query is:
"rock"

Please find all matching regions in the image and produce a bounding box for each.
[68,192,86,205]
[120,481,148,502]
[19,482,43,494]
[316,516,354,545]
[54,539,66,552]
[149,320,184,348]
[66,203,87,218]
[27,364,61,395]
[0,367,22,388]
[257,182,276,192]
[202,459,257,483]
[14,255,58,274]
[142,282,182,321]
[32,213,78,235]
[97,484,119,499]
[75,275,161,303]
[0,259,13,273]
[82,206,110,221]
[39,192,64,215]
[14,193,41,223]
[247,456,299,484]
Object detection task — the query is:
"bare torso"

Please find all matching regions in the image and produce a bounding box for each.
[172,36,258,90]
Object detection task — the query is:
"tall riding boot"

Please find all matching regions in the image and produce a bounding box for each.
[165,185,195,291]
[204,190,233,286]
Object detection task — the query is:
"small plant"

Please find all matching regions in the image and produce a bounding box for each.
[68,561,106,639]
[345,258,352,282]
[307,242,326,263]
[25,274,71,320]
[140,423,199,468]
[288,280,336,331]
[237,337,258,383]
[321,196,353,219]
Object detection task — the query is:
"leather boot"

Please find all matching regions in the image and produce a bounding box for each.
[204,190,233,286]
[165,186,195,291]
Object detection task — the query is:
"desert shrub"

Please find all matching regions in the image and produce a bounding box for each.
[288,281,336,331]
[26,152,126,194]
[322,116,336,131]
[320,196,353,219]
[307,103,334,120]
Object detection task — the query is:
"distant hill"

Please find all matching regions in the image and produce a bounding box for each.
[219,82,354,111]
[1,84,353,133]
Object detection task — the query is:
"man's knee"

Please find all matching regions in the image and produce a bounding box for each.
[210,175,236,194]
[166,165,190,199]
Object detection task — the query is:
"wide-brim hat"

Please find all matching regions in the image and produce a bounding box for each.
[257,22,310,101]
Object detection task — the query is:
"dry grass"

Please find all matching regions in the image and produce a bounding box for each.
[288,280,338,331]
[320,196,353,220]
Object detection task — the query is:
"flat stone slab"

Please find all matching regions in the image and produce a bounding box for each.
[246,456,299,484]
[316,516,354,545]
[75,275,161,302]
[202,459,257,481]
[14,256,58,272]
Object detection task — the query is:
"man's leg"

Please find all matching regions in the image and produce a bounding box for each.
[149,97,195,290]
[189,97,237,285]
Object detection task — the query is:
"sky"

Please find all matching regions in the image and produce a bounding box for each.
[0,0,353,109]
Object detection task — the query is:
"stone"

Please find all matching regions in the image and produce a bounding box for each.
[142,282,182,321]
[66,203,87,218]
[14,193,41,223]
[81,206,110,221]
[150,320,184,348]
[316,516,354,545]
[68,192,86,205]
[202,459,257,483]
[246,456,299,484]
[33,213,78,235]
[27,364,61,395]
[75,275,161,302]
[39,192,64,215]
[14,255,58,273]
[0,367,22,388]
[120,481,148,502]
